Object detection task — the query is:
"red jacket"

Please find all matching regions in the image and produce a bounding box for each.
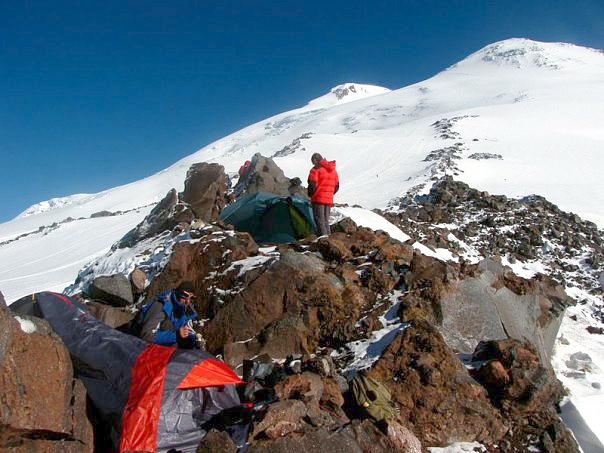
[308,159,339,205]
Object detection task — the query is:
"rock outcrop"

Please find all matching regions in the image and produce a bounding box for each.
[117,162,229,249]
[398,254,572,363]
[0,291,93,452]
[117,188,194,248]
[129,208,578,451]
[181,162,229,220]
[233,154,306,198]
[385,176,602,325]
[470,339,577,451]
[370,319,507,446]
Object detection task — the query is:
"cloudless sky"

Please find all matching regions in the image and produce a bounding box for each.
[1,0,603,222]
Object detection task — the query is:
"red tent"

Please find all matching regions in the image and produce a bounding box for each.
[27,292,247,453]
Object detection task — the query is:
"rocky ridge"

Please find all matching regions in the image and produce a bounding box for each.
[5,159,601,452]
[382,177,604,326]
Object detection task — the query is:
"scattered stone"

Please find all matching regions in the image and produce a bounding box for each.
[565,351,592,371]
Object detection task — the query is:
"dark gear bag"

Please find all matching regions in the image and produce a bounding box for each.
[350,372,399,421]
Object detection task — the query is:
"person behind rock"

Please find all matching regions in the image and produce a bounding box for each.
[140,281,198,348]
[307,153,339,236]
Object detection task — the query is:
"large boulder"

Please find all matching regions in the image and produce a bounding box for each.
[399,255,571,363]
[181,162,229,221]
[438,258,570,363]
[370,319,507,446]
[88,274,134,307]
[0,291,93,452]
[235,154,307,198]
[117,188,195,248]
[470,339,579,451]
[204,249,376,361]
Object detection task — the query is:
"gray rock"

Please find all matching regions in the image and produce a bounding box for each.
[89,274,134,307]
[234,154,308,199]
[439,258,564,363]
[117,188,184,248]
[87,300,134,328]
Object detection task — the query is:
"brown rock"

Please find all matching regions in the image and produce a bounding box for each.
[304,398,349,429]
[370,319,507,447]
[386,419,424,453]
[313,234,354,262]
[129,267,147,296]
[196,429,237,453]
[181,162,229,221]
[275,372,324,402]
[143,231,259,316]
[249,426,364,453]
[471,339,579,451]
[373,240,414,265]
[321,377,345,407]
[203,249,361,354]
[347,419,405,453]
[251,400,307,440]
[332,217,359,234]
[0,300,93,452]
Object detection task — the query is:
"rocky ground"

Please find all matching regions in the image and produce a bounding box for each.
[381,177,604,326]
[4,160,603,452]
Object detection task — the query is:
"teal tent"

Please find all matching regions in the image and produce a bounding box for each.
[220,192,316,243]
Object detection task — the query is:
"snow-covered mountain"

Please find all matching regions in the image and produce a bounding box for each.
[3,39,603,302]
[2,37,604,301]
[1,37,604,449]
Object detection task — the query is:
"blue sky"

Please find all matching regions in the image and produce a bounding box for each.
[1,0,603,223]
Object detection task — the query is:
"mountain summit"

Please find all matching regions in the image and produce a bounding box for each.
[305,82,391,108]
[456,38,604,71]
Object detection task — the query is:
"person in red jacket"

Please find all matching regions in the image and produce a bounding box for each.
[308,153,339,236]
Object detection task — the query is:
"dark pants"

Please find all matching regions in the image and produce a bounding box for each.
[312,203,331,236]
